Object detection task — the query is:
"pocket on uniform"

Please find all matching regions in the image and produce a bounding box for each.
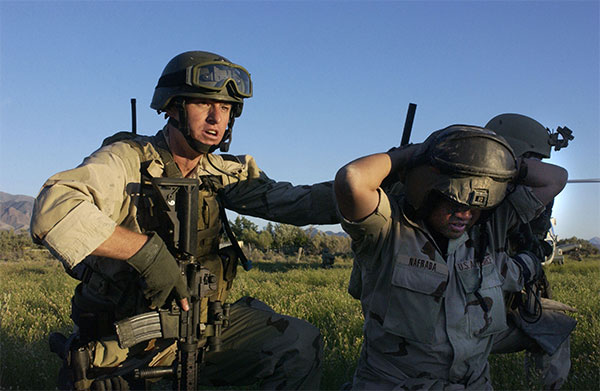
[457,259,507,337]
[382,255,448,342]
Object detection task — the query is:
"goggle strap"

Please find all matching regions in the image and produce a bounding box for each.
[156,70,187,88]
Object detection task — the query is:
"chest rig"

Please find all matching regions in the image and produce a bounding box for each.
[131,132,241,310]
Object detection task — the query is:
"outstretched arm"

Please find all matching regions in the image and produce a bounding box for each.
[334,145,419,221]
[518,158,568,205]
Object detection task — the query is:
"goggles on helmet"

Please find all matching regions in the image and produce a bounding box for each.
[157,61,252,98]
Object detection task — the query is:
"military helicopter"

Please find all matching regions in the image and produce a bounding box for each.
[542,177,600,265]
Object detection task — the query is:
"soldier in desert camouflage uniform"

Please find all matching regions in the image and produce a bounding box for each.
[31,51,337,390]
[335,125,567,389]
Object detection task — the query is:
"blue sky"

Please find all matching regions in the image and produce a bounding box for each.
[1,1,598,239]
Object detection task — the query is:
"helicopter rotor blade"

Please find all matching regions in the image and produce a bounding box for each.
[566,178,600,184]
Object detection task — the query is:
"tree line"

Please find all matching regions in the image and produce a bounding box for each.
[3,228,596,263]
[229,216,351,256]
[0,221,352,262]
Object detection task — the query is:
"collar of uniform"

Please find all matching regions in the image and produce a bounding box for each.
[447,233,469,255]
[397,196,426,232]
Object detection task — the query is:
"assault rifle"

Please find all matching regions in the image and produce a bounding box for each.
[113,178,229,390]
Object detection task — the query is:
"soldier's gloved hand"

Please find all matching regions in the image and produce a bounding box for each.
[382,143,422,189]
[126,232,189,309]
[91,376,129,391]
[513,251,543,285]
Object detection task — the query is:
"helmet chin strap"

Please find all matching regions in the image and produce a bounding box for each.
[168,117,212,154]
[219,117,235,152]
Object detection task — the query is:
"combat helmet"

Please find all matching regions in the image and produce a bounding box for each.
[404,125,517,211]
[485,114,551,159]
[151,51,253,153]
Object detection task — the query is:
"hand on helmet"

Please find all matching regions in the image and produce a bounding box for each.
[126,232,189,310]
[383,143,423,184]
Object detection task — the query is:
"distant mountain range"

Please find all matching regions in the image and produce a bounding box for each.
[0,191,35,231]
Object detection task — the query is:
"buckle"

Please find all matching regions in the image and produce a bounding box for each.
[469,189,489,207]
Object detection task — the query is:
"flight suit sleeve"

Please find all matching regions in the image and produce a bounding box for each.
[506,185,546,225]
[488,185,545,249]
[217,154,339,225]
[490,185,545,291]
[30,142,144,268]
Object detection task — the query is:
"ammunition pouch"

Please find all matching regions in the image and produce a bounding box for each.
[72,284,116,342]
[49,332,96,391]
[50,325,184,389]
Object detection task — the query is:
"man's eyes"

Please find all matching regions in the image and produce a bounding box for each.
[192,101,231,112]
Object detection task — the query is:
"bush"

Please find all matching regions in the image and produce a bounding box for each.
[0,230,53,263]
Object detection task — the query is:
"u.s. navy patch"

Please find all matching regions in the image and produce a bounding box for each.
[456,254,493,272]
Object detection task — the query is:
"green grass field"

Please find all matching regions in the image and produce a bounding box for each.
[1,253,598,390]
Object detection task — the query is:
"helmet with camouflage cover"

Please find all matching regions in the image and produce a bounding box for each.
[151,51,253,153]
[404,125,517,210]
[485,114,551,159]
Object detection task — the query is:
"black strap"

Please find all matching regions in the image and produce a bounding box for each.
[215,189,252,271]
[513,253,533,283]
[153,130,183,178]
[156,70,187,88]
[474,222,489,313]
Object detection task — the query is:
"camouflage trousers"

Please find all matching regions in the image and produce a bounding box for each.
[199,296,323,390]
[350,339,492,391]
[491,309,575,390]
[65,296,322,390]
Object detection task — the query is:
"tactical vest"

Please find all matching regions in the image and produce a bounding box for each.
[127,131,239,312]
[74,131,239,336]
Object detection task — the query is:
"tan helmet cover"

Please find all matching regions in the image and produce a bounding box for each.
[405,125,517,210]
